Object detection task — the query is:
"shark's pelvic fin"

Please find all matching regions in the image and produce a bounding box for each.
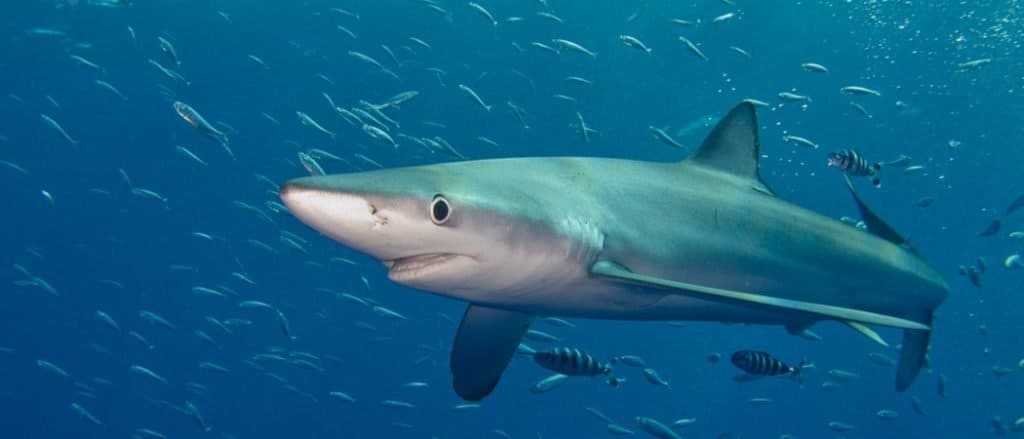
[450,304,533,401]
[687,101,774,195]
[843,320,889,348]
[590,260,929,331]
[896,315,933,391]
[843,175,919,254]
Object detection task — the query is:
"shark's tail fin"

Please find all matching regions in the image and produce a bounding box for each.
[895,314,933,391]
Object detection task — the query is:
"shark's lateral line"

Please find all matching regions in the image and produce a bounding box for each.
[281,102,948,401]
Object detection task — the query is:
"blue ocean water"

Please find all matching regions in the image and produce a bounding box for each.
[1,0,1022,437]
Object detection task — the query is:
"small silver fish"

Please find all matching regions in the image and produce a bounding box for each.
[649,126,686,149]
[467,2,498,26]
[40,114,78,145]
[619,35,652,54]
[296,111,335,140]
[530,373,569,393]
[677,36,708,61]
[95,310,120,332]
[800,62,828,73]
[457,84,491,112]
[840,85,881,96]
[129,364,168,384]
[641,367,671,388]
[276,309,296,340]
[298,152,325,176]
[552,38,598,58]
[635,416,680,439]
[70,402,102,425]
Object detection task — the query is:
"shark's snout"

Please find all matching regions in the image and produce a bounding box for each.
[281,180,374,225]
[280,180,384,255]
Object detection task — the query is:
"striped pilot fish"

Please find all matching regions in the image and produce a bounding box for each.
[827,149,882,187]
[730,350,807,384]
[533,347,622,386]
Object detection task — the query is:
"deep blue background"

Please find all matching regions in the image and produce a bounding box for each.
[1,0,1022,437]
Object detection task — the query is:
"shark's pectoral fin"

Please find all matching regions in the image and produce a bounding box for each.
[896,315,933,391]
[590,260,929,331]
[450,304,532,401]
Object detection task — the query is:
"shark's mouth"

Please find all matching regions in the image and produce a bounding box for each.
[385,253,467,281]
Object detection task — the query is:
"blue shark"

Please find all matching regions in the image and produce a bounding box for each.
[280,102,948,401]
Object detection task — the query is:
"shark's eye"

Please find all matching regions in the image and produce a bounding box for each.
[430,194,451,225]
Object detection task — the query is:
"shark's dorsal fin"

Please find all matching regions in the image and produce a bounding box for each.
[688,102,772,194]
[843,176,918,254]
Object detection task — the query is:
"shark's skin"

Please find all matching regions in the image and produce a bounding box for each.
[281,102,948,400]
